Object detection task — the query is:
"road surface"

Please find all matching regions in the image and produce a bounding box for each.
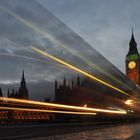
[0,122,140,140]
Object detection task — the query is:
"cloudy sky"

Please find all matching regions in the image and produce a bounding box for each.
[0,0,138,100]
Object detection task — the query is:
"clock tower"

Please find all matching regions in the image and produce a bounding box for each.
[126,30,140,86]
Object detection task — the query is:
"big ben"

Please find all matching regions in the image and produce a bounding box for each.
[126,30,140,86]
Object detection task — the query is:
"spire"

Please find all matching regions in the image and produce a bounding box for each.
[55,80,58,92]
[127,29,139,56]
[71,80,74,89]
[77,75,80,86]
[132,27,133,35]
[55,80,57,87]
[22,70,25,83]
[0,88,3,97]
[21,70,26,87]
[18,70,28,99]
[7,89,9,97]
[63,77,66,87]
[130,28,136,44]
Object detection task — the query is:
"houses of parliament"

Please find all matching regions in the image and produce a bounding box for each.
[0,71,29,100]
[0,31,140,123]
[55,31,140,106]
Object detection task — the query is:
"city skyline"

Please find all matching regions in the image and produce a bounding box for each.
[0,0,139,100]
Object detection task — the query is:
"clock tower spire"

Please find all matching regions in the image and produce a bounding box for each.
[126,30,140,86]
[127,29,139,56]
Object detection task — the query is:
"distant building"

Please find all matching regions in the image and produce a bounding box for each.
[0,88,3,102]
[55,76,83,105]
[0,88,3,97]
[54,75,129,108]
[8,71,29,99]
[54,76,120,107]
[0,71,54,124]
[126,30,140,86]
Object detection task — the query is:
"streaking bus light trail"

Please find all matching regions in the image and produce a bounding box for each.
[0,97,127,114]
[32,47,134,99]
[0,107,96,115]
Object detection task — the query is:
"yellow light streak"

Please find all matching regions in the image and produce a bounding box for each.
[0,106,96,115]
[0,97,126,114]
[32,47,133,99]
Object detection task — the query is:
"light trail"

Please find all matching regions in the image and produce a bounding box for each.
[0,52,65,68]
[32,47,134,99]
[67,36,130,89]
[125,100,133,105]
[0,106,96,115]
[0,97,127,114]
[0,5,130,88]
[125,100,140,105]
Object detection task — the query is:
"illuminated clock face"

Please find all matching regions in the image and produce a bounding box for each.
[128,61,136,69]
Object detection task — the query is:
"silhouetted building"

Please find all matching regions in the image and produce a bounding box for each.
[0,71,54,124]
[55,76,107,107]
[8,71,29,99]
[126,30,140,86]
[18,71,29,99]
[54,74,129,108]
[0,88,3,97]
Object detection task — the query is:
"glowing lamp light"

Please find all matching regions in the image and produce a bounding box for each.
[125,100,133,105]
[83,104,87,108]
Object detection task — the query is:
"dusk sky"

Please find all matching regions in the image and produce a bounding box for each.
[39,0,140,71]
[0,0,138,100]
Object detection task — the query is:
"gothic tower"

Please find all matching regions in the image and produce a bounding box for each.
[77,76,80,86]
[126,30,140,86]
[18,70,29,99]
[0,88,3,97]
